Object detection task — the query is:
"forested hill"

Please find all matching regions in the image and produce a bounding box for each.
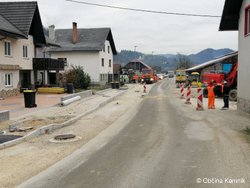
[114,48,234,71]
[188,48,234,64]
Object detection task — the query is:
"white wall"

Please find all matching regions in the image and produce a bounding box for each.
[36,47,50,58]
[99,40,113,75]
[50,51,100,82]
[50,40,114,83]
[238,0,250,100]
[0,35,35,70]
[0,35,35,91]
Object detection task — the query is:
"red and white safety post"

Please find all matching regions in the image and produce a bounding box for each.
[180,83,185,99]
[196,88,204,111]
[143,83,147,93]
[185,85,191,104]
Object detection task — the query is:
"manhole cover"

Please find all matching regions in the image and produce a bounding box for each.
[49,134,81,143]
[54,134,76,140]
[0,135,22,144]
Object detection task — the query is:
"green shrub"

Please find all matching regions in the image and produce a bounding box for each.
[65,65,91,89]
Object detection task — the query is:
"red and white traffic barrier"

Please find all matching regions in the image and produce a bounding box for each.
[143,83,147,93]
[180,83,185,99]
[185,85,191,104]
[196,88,204,111]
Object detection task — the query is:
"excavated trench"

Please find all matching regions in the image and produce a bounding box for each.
[0,135,22,144]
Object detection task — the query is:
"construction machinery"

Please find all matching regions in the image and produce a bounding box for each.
[175,69,187,87]
[202,62,238,101]
[131,70,141,83]
[189,72,202,88]
[141,68,157,84]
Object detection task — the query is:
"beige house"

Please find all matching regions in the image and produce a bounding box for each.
[0,2,46,98]
[0,2,65,98]
[48,23,117,84]
[220,0,250,113]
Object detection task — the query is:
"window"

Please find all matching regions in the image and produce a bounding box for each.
[4,41,11,56]
[108,46,110,54]
[5,73,13,87]
[100,74,105,81]
[245,5,250,36]
[103,46,105,52]
[23,45,28,58]
[109,59,112,67]
[101,58,104,67]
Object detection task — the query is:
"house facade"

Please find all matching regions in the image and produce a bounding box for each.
[0,35,35,94]
[0,2,64,98]
[48,23,117,84]
[0,2,46,98]
[220,0,250,113]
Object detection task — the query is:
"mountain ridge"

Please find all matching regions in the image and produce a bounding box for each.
[114,48,235,71]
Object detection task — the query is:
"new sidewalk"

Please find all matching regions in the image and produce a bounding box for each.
[0,84,145,149]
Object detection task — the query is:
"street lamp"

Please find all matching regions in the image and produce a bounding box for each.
[134,45,137,52]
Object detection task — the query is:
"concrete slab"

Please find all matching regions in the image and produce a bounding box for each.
[0,93,67,119]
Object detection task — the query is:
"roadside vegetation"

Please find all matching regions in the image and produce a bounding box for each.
[64,65,91,90]
[242,127,250,143]
[174,54,194,69]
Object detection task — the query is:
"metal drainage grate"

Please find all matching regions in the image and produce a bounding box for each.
[54,134,76,140]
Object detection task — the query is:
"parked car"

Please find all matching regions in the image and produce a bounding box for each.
[157,74,164,80]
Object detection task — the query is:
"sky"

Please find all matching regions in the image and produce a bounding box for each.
[9,0,238,55]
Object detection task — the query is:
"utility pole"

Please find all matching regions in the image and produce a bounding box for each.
[134,45,137,52]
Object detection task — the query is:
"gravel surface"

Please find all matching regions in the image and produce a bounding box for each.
[0,83,152,188]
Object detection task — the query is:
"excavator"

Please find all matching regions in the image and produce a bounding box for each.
[202,62,238,101]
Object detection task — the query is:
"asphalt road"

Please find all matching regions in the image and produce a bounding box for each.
[19,79,250,188]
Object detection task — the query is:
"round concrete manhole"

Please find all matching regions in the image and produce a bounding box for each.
[0,130,6,135]
[49,134,82,143]
[55,134,76,140]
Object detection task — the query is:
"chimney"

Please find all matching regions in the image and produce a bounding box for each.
[72,22,78,44]
[48,25,55,41]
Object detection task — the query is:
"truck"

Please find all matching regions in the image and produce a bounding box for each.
[168,71,175,78]
[141,68,157,84]
[202,62,238,101]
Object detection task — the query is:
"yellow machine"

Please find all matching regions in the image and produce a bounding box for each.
[189,72,202,88]
[175,69,187,87]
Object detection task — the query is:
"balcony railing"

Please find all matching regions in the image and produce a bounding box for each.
[33,58,65,70]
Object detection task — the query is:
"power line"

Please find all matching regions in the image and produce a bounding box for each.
[66,0,221,18]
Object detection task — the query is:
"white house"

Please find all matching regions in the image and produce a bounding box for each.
[0,1,46,98]
[220,0,250,113]
[48,23,117,84]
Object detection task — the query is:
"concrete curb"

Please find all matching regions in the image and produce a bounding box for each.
[0,89,126,150]
[0,110,10,122]
[61,90,92,102]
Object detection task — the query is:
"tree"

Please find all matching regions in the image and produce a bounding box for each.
[174,54,194,69]
[65,65,91,89]
[152,65,162,73]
